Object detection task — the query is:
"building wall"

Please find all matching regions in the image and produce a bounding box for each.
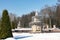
[32,25,37,32]
[32,25,41,32]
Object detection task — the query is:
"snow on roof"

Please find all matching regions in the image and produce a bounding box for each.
[14,28,32,31]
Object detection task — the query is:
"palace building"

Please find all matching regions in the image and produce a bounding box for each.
[29,11,42,32]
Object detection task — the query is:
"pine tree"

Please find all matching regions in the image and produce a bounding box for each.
[0,9,13,39]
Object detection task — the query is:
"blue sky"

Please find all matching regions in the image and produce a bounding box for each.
[0,0,57,16]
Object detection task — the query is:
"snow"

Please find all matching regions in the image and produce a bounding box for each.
[14,28,32,30]
[5,32,60,40]
[5,38,15,40]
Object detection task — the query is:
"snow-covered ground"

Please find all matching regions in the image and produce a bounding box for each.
[5,32,60,40]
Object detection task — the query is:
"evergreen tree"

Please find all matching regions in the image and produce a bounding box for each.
[0,9,13,39]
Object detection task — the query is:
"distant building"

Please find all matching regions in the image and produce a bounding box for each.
[12,11,60,33]
[29,11,42,32]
